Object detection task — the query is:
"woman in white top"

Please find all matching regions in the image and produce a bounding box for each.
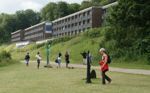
[36,52,42,69]
[57,56,61,68]
[56,52,62,68]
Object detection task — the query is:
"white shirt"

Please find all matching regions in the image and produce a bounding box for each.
[36,54,42,60]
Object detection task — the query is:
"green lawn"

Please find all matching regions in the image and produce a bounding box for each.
[0,62,150,93]
[110,62,150,70]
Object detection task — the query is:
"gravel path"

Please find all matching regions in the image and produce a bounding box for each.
[22,61,150,75]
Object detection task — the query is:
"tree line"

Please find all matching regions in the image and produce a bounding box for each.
[102,0,150,63]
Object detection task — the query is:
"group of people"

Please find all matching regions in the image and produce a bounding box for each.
[55,51,70,68]
[24,52,42,69]
[24,51,70,69]
[24,48,112,85]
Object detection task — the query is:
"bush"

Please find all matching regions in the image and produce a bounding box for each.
[83,28,101,38]
[36,43,45,49]
[0,51,11,61]
[51,36,73,45]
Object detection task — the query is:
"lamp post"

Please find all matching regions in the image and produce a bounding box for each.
[86,50,91,83]
[46,42,50,65]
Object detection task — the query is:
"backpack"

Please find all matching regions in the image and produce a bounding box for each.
[55,59,58,63]
[107,55,111,64]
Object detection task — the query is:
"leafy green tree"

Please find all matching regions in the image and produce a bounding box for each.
[80,1,92,10]
[56,1,70,18]
[41,2,57,21]
[68,3,80,14]
[104,0,150,58]
[16,9,41,29]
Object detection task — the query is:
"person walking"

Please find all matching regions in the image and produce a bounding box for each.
[80,51,87,65]
[24,52,30,66]
[65,51,70,68]
[36,52,42,69]
[99,48,111,85]
[55,52,62,68]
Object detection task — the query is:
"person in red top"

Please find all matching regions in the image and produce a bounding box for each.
[99,48,111,85]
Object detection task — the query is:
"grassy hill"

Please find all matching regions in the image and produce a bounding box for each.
[4,33,103,64]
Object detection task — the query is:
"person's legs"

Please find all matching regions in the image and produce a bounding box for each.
[105,71,111,83]
[26,60,29,66]
[37,60,40,69]
[66,63,68,68]
[58,61,61,68]
[101,71,106,84]
[26,62,28,66]
[66,60,68,68]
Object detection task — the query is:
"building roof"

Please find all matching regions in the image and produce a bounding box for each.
[102,1,118,9]
[24,21,46,31]
[11,30,22,35]
[52,6,101,23]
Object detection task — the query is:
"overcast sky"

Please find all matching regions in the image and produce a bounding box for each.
[0,0,83,14]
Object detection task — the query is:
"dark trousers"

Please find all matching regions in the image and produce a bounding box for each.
[37,60,40,69]
[101,70,111,84]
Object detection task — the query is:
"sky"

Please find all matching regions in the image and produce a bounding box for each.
[0,0,83,14]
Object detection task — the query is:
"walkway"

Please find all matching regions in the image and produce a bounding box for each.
[22,61,150,75]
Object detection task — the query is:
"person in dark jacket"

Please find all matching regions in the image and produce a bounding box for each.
[25,52,30,66]
[80,51,87,65]
[65,51,70,68]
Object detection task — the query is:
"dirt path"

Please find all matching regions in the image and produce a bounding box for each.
[22,61,150,75]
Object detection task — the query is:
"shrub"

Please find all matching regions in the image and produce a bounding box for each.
[0,51,12,63]
[83,28,101,38]
[51,36,73,45]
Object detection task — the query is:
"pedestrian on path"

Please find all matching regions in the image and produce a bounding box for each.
[99,48,111,85]
[65,51,70,68]
[55,52,62,68]
[36,52,42,69]
[24,52,30,66]
[80,51,87,65]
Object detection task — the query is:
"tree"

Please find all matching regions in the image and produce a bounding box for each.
[24,9,41,26]
[68,3,80,14]
[41,2,57,21]
[56,1,70,18]
[16,9,41,29]
[0,9,41,44]
[80,1,92,10]
[105,0,150,55]
[0,13,18,43]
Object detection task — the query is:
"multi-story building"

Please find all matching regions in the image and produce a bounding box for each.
[11,2,118,43]
[23,22,52,42]
[11,30,24,42]
[52,6,103,37]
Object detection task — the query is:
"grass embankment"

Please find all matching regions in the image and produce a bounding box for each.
[0,62,150,93]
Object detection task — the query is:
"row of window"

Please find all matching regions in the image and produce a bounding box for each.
[24,33,43,40]
[11,33,20,38]
[53,19,91,32]
[11,37,20,42]
[53,10,91,26]
[54,27,91,37]
[25,27,44,35]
